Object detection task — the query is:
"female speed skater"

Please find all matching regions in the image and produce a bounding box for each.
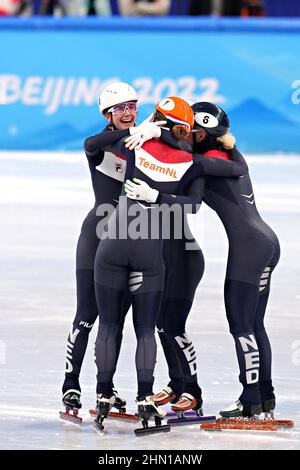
[191,102,280,419]
[125,102,248,419]
[129,102,280,419]
[92,97,248,431]
[61,82,163,420]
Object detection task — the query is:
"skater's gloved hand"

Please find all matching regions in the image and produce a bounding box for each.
[127,114,166,150]
[128,113,160,133]
[124,178,159,203]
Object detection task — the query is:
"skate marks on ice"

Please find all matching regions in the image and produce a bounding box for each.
[0,402,299,451]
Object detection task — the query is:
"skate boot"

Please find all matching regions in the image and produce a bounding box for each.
[59,389,82,424]
[62,389,82,409]
[167,393,215,426]
[134,395,170,436]
[171,393,203,418]
[151,386,177,406]
[202,398,291,431]
[260,398,293,428]
[219,399,262,419]
[262,398,275,419]
[89,389,139,422]
[94,393,115,431]
[112,388,127,413]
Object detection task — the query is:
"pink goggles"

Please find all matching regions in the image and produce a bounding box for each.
[107,102,138,115]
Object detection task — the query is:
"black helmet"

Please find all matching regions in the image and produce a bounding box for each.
[192,102,230,137]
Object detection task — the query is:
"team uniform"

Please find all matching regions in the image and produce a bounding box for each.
[93,128,247,410]
[159,136,279,417]
[198,140,280,417]
[192,103,280,418]
[62,127,132,408]
[157,210,205,407]
[94,136,197,400]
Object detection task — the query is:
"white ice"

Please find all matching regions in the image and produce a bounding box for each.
[0,151,299,450]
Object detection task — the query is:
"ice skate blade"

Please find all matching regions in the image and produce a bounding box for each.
[89,409,139,421]
[215,417,294,430]
[108,411,139,421]
[93,419,105,432]
[59,410,83,424]
[167,415,216,426]
[166,410,196,418]
[264,419,294,428]
[201,418,277,432]
[134,424,170,436]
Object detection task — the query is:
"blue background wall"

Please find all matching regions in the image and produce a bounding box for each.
[1,17,300,153]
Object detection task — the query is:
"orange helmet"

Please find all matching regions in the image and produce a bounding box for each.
[155,96,194,136]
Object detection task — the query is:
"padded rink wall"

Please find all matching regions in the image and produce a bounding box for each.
[0,17,300,153]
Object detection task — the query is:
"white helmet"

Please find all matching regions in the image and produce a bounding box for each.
[99,82,138,114]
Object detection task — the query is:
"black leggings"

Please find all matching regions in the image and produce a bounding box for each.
[94,234,164,397]
[63,209,129,394]
[225,233,281,407]
[156,238,205,399]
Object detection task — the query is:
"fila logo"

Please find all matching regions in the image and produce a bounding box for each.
[241,192,255,205]
[238,334,260,384]
[65,328,80,373]
[79,321,94,329]
[96,152,125,182]
[138,157,178,179]
[115,162,123,173]
[175,333,197,376]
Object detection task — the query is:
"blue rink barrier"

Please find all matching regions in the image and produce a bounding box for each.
[0,17,300,153]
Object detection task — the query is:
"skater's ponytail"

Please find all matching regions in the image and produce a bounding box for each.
[217,133,236,150]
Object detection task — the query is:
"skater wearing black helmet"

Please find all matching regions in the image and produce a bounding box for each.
[136,102,280,419]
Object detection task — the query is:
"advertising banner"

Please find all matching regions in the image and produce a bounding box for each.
[1,18,300,152]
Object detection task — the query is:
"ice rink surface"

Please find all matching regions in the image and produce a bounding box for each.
[0,151,299,450]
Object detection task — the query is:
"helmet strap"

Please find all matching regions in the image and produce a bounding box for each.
[106,113,118,130]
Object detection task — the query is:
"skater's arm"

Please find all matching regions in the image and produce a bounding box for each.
[85,118,166,163]
[192,147,248,177]
[124,177,205,214]
[172,146,248,191]
[157,177,205,214]
[159,128,247,176]
[84,129,130,158]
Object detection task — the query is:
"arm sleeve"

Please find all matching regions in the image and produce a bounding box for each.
[157,177,205,214]
[84,129,130,158]
[192,146,248,177]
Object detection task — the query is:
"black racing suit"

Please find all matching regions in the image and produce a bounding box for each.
[62,127,132,395]
[93,132,247,398]
[159,138,280,413]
